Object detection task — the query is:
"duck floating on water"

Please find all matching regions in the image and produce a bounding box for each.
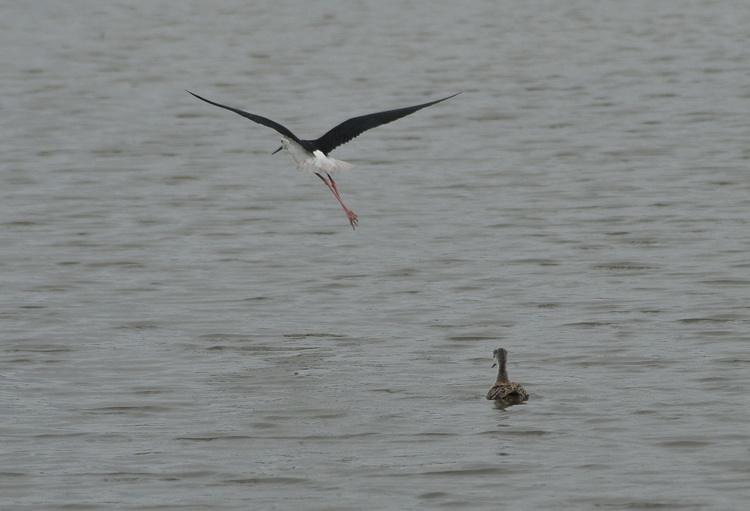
[486,348,528,404]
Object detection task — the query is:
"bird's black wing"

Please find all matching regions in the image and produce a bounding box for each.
[186,90,303,145]
[313,93,461,155]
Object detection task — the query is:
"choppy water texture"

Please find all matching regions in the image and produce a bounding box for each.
[2,1,750,509]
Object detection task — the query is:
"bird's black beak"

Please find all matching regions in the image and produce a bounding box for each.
[491,363,497,368]
[272,146,283,155]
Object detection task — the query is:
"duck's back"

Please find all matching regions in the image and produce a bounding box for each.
[486,382,528,401]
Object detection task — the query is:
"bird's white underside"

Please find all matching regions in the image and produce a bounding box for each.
[282,137,354,175]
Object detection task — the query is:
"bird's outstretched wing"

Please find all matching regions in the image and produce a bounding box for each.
[313,93,461,155]
[186,90,303,145]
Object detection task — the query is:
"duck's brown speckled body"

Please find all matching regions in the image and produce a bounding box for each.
[486,348,528,403]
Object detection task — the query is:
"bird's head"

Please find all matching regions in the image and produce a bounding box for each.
[272,137,290,155]
[491,348,508,368]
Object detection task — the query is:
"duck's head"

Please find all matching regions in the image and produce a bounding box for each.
[491,348,508,368]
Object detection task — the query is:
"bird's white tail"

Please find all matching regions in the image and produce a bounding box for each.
[300,150,353,174]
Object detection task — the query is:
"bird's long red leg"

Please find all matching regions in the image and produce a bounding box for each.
[316,173,358,229]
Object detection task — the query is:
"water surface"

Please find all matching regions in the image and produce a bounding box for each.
[2,1,750,509]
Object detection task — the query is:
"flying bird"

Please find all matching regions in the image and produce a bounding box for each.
[187,90,460,229]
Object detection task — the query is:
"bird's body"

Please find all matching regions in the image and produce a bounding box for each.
[486,381,528,402]
[281,139,353,175]
[187,90,459,229]
[486,348,528,404]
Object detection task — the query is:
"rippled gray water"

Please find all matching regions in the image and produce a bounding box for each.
[2,1,750,509]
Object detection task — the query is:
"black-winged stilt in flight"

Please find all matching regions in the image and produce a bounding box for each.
[187,90,460,229]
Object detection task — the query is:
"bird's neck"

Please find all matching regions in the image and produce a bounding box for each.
[496,357,510,384]
[282,137,313,165]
